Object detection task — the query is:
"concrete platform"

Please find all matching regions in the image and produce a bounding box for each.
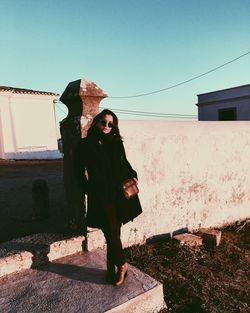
[0,248,165,313]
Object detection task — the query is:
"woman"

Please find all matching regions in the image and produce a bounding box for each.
[74,109,142,286]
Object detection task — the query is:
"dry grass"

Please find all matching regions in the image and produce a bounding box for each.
[124,220,249,313]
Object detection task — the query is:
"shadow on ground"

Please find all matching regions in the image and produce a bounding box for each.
[0,160,82,243]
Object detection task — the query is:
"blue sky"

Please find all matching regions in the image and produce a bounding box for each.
[0,0,249,123]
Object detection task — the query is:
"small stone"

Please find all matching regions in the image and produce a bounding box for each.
[200,229,222,247]
[173,233,203,247]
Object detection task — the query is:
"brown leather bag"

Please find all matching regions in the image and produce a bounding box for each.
[122,178,139,199]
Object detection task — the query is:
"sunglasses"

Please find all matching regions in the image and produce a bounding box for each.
[99,119,114,128]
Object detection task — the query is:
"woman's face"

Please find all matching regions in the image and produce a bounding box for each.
[97,114,114,134]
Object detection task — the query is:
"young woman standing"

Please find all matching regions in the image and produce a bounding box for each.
[74,109,142,286]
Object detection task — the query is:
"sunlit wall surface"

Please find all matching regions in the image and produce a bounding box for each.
[0,88,61,159]
[116,120,250,246]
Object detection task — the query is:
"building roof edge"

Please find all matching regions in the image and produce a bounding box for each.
[0,86,59,96]
[197,84,250,97]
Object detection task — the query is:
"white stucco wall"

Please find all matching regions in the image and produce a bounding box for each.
[0,101,5,158]
[116,120,250,246]
[0,92,61,159]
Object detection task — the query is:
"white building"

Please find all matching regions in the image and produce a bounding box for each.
[0,86,61,159]
[196,84,250,121]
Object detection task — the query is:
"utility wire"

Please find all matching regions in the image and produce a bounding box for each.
[108,51,250,99]
[55,103,68,115]
[55,102,197,119]
[110,111,196,119]
[56,102,197,118]
[100,106,197,117]
[55,50,248,118]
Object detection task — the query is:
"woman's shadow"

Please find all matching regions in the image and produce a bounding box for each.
[38,261,108,285]
[2,241,108,285]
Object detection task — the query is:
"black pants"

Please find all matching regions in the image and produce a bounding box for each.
[101,203,125,266]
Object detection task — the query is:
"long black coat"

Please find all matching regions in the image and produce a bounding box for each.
[74,132,142,228]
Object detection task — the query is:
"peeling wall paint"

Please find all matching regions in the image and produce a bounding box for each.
[116,121,250,246]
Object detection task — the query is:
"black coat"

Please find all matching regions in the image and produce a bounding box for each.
[74,132,142,228]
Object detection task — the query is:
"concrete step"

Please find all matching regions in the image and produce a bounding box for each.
[0,248,166,313]
[0,233,85,277]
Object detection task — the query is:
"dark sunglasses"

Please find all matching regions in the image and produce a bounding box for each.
[99,119,114,128]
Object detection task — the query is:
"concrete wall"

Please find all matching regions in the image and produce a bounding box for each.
[0,92,61,159]
[197,84,250,121]
[0,108,4,159]
[198,84,250,103]
[114,120,250,247]
[198,98,250,120]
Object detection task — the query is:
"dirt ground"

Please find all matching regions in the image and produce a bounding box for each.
[0,160,75,243]
[1,160,249,313]
[125,220,249,313]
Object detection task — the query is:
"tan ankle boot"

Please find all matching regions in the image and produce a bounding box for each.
[115,263,128,286]
[106,260,116,283]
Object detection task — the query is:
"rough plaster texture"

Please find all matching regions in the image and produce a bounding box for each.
[112,121,250,247]
[0,249,165,313]
[79,79,107,130]
[60,79,107,138]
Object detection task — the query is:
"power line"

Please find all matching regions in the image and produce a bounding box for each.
[56,102,197,118]
[108,51,250,99]
[57,50,249,118]
[110,107,196,116]
[100,106,197,118]
[55,102,68,115]
[54,52,249,103]
[110,111,196,119]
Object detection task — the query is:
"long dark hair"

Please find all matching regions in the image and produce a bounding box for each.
[87,109,123,141]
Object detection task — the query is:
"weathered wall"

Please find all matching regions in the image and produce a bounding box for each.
[115,120,250,247]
